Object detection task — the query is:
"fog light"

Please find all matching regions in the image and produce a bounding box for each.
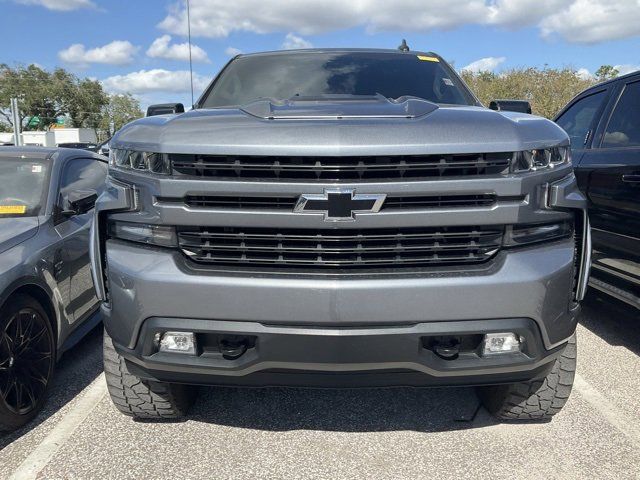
[482,333,521,355]
[159,332,196,355]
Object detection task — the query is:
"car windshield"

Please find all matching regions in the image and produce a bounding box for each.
[199,51,477,108]
[0,158,50,217]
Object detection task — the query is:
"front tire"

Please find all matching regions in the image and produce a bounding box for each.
[478,333,577,421]
[103,330,195,419]
[0,294,56,432]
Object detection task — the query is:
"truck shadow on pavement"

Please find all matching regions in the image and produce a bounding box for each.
[578,289,640,356]
[0,324,104,450]
[186,384,499,433]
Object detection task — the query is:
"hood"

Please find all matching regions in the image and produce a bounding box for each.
[0,217,39,255]
[113,97,569,156]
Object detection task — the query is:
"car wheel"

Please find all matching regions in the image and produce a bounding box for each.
[477,333,577,421]
[0,294,55,432]
[103,329,195,419]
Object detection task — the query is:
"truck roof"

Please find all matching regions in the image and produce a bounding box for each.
[234,47,440,59]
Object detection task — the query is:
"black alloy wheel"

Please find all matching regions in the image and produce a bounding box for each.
[0,295,55,431]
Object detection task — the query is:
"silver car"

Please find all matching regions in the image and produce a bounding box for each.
[0,147,106,431]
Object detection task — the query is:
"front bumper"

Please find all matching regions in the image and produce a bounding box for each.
[101,238,577,386]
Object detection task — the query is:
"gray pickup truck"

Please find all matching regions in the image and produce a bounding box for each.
[90,48,590,421]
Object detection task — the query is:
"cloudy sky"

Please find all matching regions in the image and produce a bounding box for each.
[2,0,640,108]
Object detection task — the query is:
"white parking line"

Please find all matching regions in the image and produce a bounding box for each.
[8,373,107,480]
[573,373,640,448]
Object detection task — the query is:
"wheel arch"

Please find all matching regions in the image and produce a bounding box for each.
[1,279,60,358]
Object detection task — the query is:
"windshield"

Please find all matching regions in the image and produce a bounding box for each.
[0,158,50,217]
[199,52,477,108]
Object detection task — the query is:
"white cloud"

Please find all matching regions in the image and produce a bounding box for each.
[576,68,593,80]
[14,0,95,10]
[157,0,487,37]
[462,56,506,73]
[59,40,138,66]
[146,35,210,63]
[486,0,572,27]
[614,64,640,76]
[541,0,640,43]
[101,69,210,95]
[225,47,243,56]
[281,33,312,50]
[157,0,640,45]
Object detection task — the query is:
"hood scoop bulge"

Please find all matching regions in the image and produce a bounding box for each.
[239,94,439,120]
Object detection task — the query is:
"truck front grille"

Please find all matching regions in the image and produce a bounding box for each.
[168,193,499,210]
[177,226,504,269]
[170,153,512,181]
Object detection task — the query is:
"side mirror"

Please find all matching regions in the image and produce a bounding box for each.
[489,100,532,114]
[146,103,185,117]
[62,189,98,216]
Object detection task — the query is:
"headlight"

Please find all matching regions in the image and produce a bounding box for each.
[108,220,177,247]
[513,146,571,172]
[109,149,171,175]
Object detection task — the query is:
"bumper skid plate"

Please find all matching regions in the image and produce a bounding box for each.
[112,317,565,388]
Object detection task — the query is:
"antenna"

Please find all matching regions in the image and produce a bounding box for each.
[186,0,194,108]
[398,39,409,52]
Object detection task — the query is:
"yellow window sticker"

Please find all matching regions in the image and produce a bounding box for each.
[417,55,439,62]
[0,205,27,214]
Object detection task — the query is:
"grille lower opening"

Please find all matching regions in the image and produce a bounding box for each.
[177,226,504,269]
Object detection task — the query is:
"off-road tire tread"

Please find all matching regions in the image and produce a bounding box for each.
[103,330,194,419]
[478,334,577,421]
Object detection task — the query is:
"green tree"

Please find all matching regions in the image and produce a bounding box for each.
[67,78,108,129]
[461,66,596,119]
[0,64,64,130]
[594,65,619,82]
[99,93,143,138]
[0,64,109,131]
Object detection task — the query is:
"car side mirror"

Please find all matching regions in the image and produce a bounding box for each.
[489,100,532,114]
[62,189,98,216]
[146,103,185,117]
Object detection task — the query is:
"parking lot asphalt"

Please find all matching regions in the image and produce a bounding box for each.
[1,291,639,480]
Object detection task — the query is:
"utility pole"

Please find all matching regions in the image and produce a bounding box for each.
[10,97,22,146]
[186,0,194,109]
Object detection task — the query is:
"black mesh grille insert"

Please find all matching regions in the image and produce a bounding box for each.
[170,153,513,181]
[177,226,504,269]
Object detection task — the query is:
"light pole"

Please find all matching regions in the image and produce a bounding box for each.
[10,97,22,146]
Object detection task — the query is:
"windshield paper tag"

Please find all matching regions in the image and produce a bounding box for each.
[32,165,42,173]
[0,206,27,214]
[417,55,439,62]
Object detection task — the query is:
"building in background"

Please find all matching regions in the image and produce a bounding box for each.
[0,128,97,147]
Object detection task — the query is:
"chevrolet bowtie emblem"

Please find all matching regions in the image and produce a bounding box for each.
[294,189,386,222]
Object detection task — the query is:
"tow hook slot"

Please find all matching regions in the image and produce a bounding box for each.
[433,341,461,360]
[219,339,249,360]
[422,334,483,360]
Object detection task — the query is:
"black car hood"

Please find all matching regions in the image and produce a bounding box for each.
[0,217,39,255]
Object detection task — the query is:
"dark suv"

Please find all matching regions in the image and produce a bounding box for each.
[556,71,640,309]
